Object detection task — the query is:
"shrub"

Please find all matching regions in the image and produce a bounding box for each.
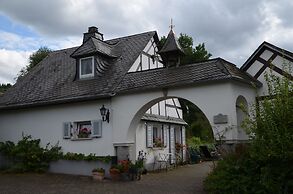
[204,68,293,194]
[0,135,62,172]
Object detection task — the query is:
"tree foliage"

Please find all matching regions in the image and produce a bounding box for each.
[179,99,214,142]
[16,47,51,80]
[159,33,212,64]
[204,68,293,194]
[0,83,12,94]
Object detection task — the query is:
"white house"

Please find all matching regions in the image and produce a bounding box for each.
[0,26,292,171]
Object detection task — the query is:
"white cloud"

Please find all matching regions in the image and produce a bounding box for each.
[0,0,292,78]
[0,49,31,83]
[0,31,81,83]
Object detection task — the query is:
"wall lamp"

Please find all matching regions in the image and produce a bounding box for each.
[100,105,110,123]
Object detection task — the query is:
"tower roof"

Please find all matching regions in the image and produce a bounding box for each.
[158,29,185,55]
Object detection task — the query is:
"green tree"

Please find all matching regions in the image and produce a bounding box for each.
[179,99,214,142]
[159,33,212,64]
[0,83,12,94]
[204,68,293,194]
[16,47,52,80]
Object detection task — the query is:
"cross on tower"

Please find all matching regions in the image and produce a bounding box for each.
[169,18,175,30]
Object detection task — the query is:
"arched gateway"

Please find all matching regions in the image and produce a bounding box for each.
[0,26,291,171]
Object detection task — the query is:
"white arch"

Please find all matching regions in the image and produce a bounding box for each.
[127,96,212,140]
[111,83,239,148]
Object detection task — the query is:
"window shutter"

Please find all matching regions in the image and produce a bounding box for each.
[92,120,102,138]
[63,122,71,139]
[170,126,175,163]
[163,125,168,147]
[182,126,186,161]
[146,124,153,148]
[181,126,186,146]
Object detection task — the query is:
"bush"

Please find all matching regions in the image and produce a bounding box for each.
[0,135,62,172]
[204,69,293,194]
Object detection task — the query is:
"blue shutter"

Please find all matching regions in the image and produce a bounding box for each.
[63,122,71,139]
[92,120,102,138]
[163,125,168,147]
[182,126,186,161]
[170,126,175,163]
[146,124,153,148]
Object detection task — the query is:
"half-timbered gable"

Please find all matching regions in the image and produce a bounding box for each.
[241,41,293,95]
[128,37,164,72]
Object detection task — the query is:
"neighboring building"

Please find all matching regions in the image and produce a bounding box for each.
[0,26,292,171]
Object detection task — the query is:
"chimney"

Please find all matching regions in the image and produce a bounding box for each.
[83,26,104,43]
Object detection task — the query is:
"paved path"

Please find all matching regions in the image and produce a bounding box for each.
[0,162,213,194]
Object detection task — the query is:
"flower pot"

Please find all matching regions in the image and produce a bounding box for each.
[110,169,121,181]
[92,172,104,181]
[129,167,142,181]
[121,172,130,181]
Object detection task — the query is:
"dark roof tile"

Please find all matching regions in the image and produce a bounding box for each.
[0,31,260,110]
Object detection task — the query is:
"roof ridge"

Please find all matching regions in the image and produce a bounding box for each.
[263,41,293,57]
[51,46,79,53]
[106,31,156,42]
[124,58,222,76]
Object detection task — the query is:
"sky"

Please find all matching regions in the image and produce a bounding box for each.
[0,0,293,84]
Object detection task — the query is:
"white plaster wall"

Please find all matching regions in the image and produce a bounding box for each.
[272,55,292,72]
[0,81,258,159]
[0,101,114,156]
[231,82,257,141]
[112,82,247,148]
[246,61,263,77]
[257,67,284,96]
[135,121,175,170]
[260,49,273,61]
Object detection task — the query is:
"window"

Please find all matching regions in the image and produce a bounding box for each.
[146,123,167,148]
[79,57,94,78]
[153,126,164,147]
[63,120,102,140]
[76,121,92,138]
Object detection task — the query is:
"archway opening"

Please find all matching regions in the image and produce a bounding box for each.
[124,96,214,170]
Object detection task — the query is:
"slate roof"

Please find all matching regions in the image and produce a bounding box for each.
[115,58,261,94]
[0,31,156,109]
[158,29,184,54]
[71,37,119,58]
[141,113,187,125]
[0,31,260,110]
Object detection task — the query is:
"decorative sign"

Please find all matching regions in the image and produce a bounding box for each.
[213,114,228,124]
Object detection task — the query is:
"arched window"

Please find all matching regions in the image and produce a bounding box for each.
[236,96,248,134]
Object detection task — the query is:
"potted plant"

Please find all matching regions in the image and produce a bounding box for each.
[118,160,130,181]
[109,164,122,181]
[92,168,105,181]
[78,127,91,138]
[129,150,147,181]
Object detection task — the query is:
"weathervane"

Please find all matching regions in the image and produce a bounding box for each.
[169,18,175,30]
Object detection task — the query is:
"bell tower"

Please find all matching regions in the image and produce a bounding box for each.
[158,19,185,67]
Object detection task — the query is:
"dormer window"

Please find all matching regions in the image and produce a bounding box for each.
[79,56,94,79]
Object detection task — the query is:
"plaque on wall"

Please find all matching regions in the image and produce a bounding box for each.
[213,114,228,124]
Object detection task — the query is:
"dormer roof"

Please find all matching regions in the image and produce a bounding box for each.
[71,37,119,58]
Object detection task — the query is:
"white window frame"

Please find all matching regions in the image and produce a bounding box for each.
[63,120,102,140]
[79,56,94,79]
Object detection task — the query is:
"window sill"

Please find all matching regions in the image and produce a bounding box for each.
[71,138,93,141]
[151,147,166,150]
